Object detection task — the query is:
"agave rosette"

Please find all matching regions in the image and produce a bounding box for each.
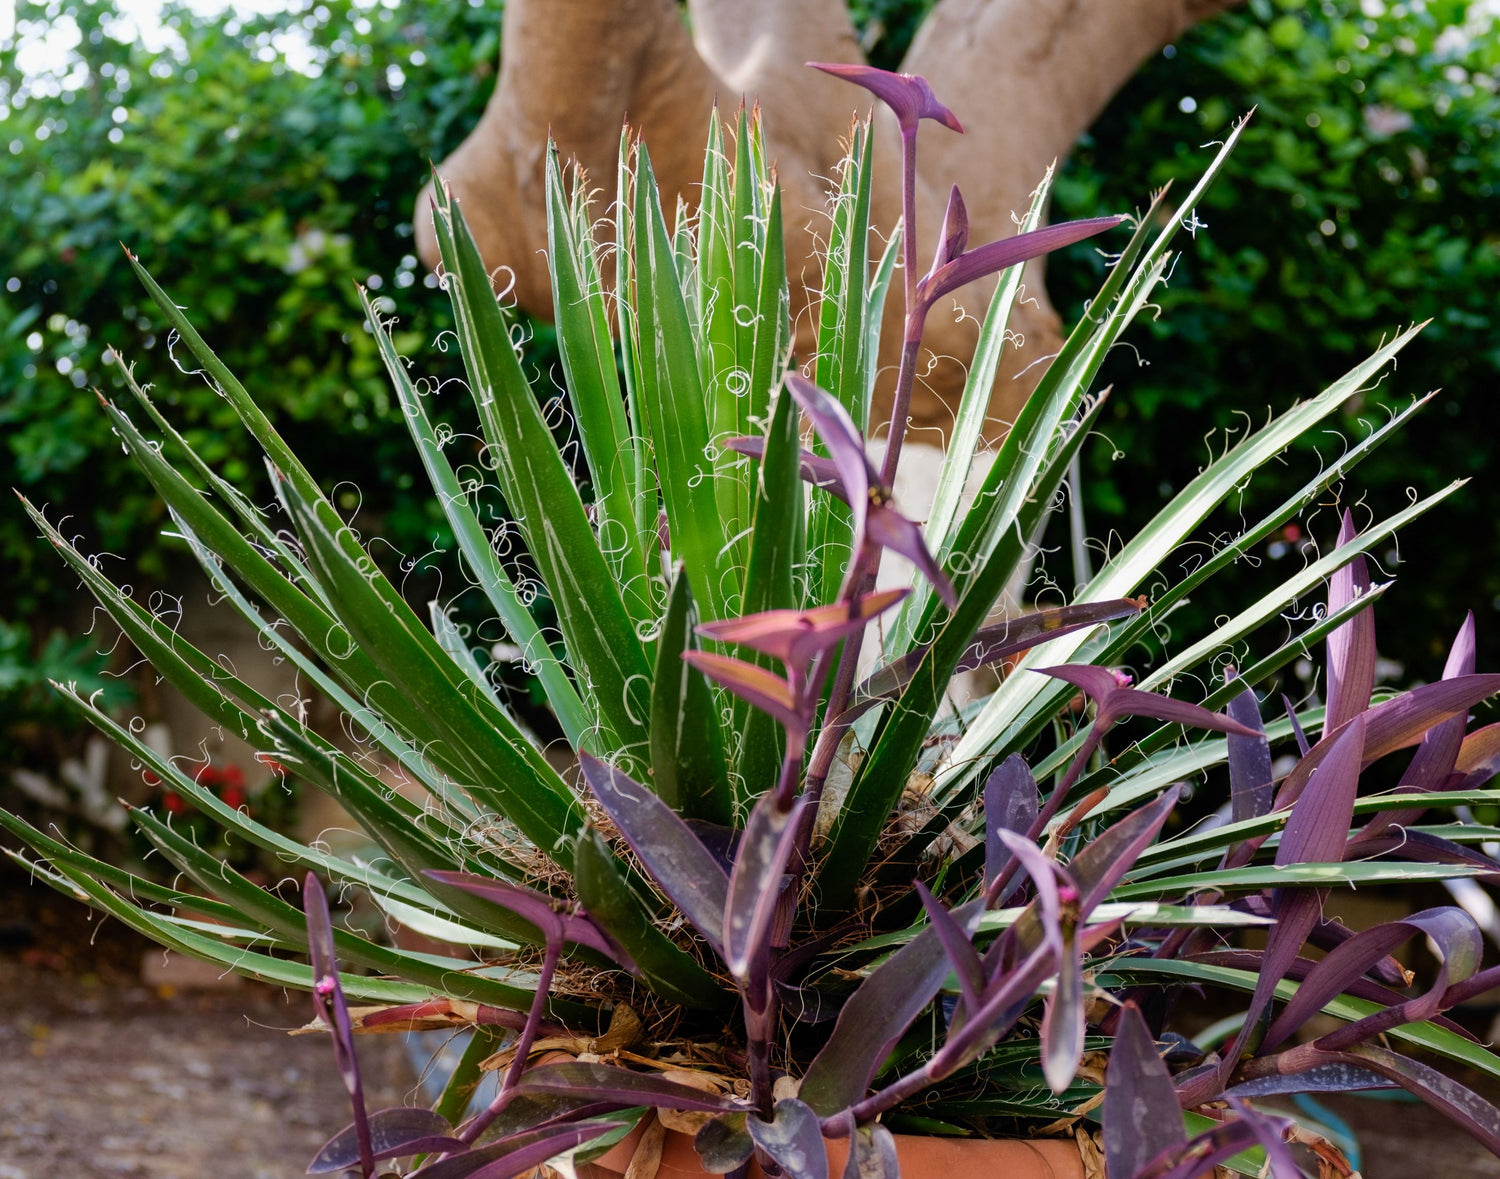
[8,66,1500,1179]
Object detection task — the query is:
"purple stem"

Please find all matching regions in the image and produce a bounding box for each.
[837,943,1055,1128]
[820,121,927,741]
[456,939,561,1146]
[879,125,923,488]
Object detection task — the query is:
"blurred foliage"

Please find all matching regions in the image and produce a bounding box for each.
[0,0,499,761]
[1046,0,1500,679]
[4,0,1499,763]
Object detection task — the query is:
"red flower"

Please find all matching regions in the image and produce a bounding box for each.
[162,792,187,814]
[221,784,248,812]
[219,764,245,790]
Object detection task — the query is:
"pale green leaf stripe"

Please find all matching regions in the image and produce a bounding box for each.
[47,684,455,914]
[546,148,651,631]
[124,252,586,835]
[117,361,324,605]
[1108,956,1500,1085]
[430,180,652,764]
[1134,790,1500,872]
[131,806,538,1008]
[1111,861,1488,901]
[174,518,472,819]
[818,385,1113,902]
[631,147,734,624]
[987,587,1390,822]
[933,322,1430,799]
[24,853,596,1020]
[862,221,900,418]
[363,287,591,749]
[924,167,1052,566]
[272,473,583,864]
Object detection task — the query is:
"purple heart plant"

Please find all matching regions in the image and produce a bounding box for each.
[9,63,1500,1179]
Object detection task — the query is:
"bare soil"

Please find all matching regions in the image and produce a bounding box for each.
[0,869,411,1178]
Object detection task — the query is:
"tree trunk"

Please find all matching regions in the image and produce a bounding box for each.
[414,0,1241,437]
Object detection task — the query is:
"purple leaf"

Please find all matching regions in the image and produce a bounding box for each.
[851,600,1142,714]
[1398,611,1479,797]
[1223,1098,1302,1179]
[920,216,1126,305]
[994,829,1065,960]
[302,873,373,1176]
[1224,675,1273,825]
[697,590,908,671]
[1284,694,1311,756]
[1225,1062,1396,1097]
[722,435,845,497]
[1104,1004,1186,1179]
[933,185,968,269]
[784,373,955,606]
[747,1099,827,1179]
[1036,665,1260,738]
[840,1124,899,1179]
[960,600,1144,672]
[915,880,984,1017]
[1265,906,1481,1052]
[1188,948,1475,1041]
[424,871,635,969]
[695,1113,754,1173]
[412,1120,626,1179]
[1451,720,1500,791]
[1042,932,1085,1094]
[308,1108,463,1173]
[864,503,956,608]
[983,755,1038,898]
[799,900,984,1115]
[1279,713,1367,866]
[578,753,729,955]
[513,1063,743,1113]
[1349,828,1500,877]
[1235,717,1366,1064]
[786,373,874,538]
[1274,674,1500,814]
[724,795,805,988]
[682,651,807,730]
[1069,787,1184,915]
[1141,1118,1285,1179]
[1344,1044,1500,1156]
[1324,511,1377,733]
[807,62,964,134]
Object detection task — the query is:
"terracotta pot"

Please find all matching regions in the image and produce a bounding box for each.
[580,1122,1085,1179]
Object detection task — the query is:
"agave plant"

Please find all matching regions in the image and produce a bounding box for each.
[9,64,1500,1178]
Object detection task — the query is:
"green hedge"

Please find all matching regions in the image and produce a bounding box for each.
[4,0,1498,769]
